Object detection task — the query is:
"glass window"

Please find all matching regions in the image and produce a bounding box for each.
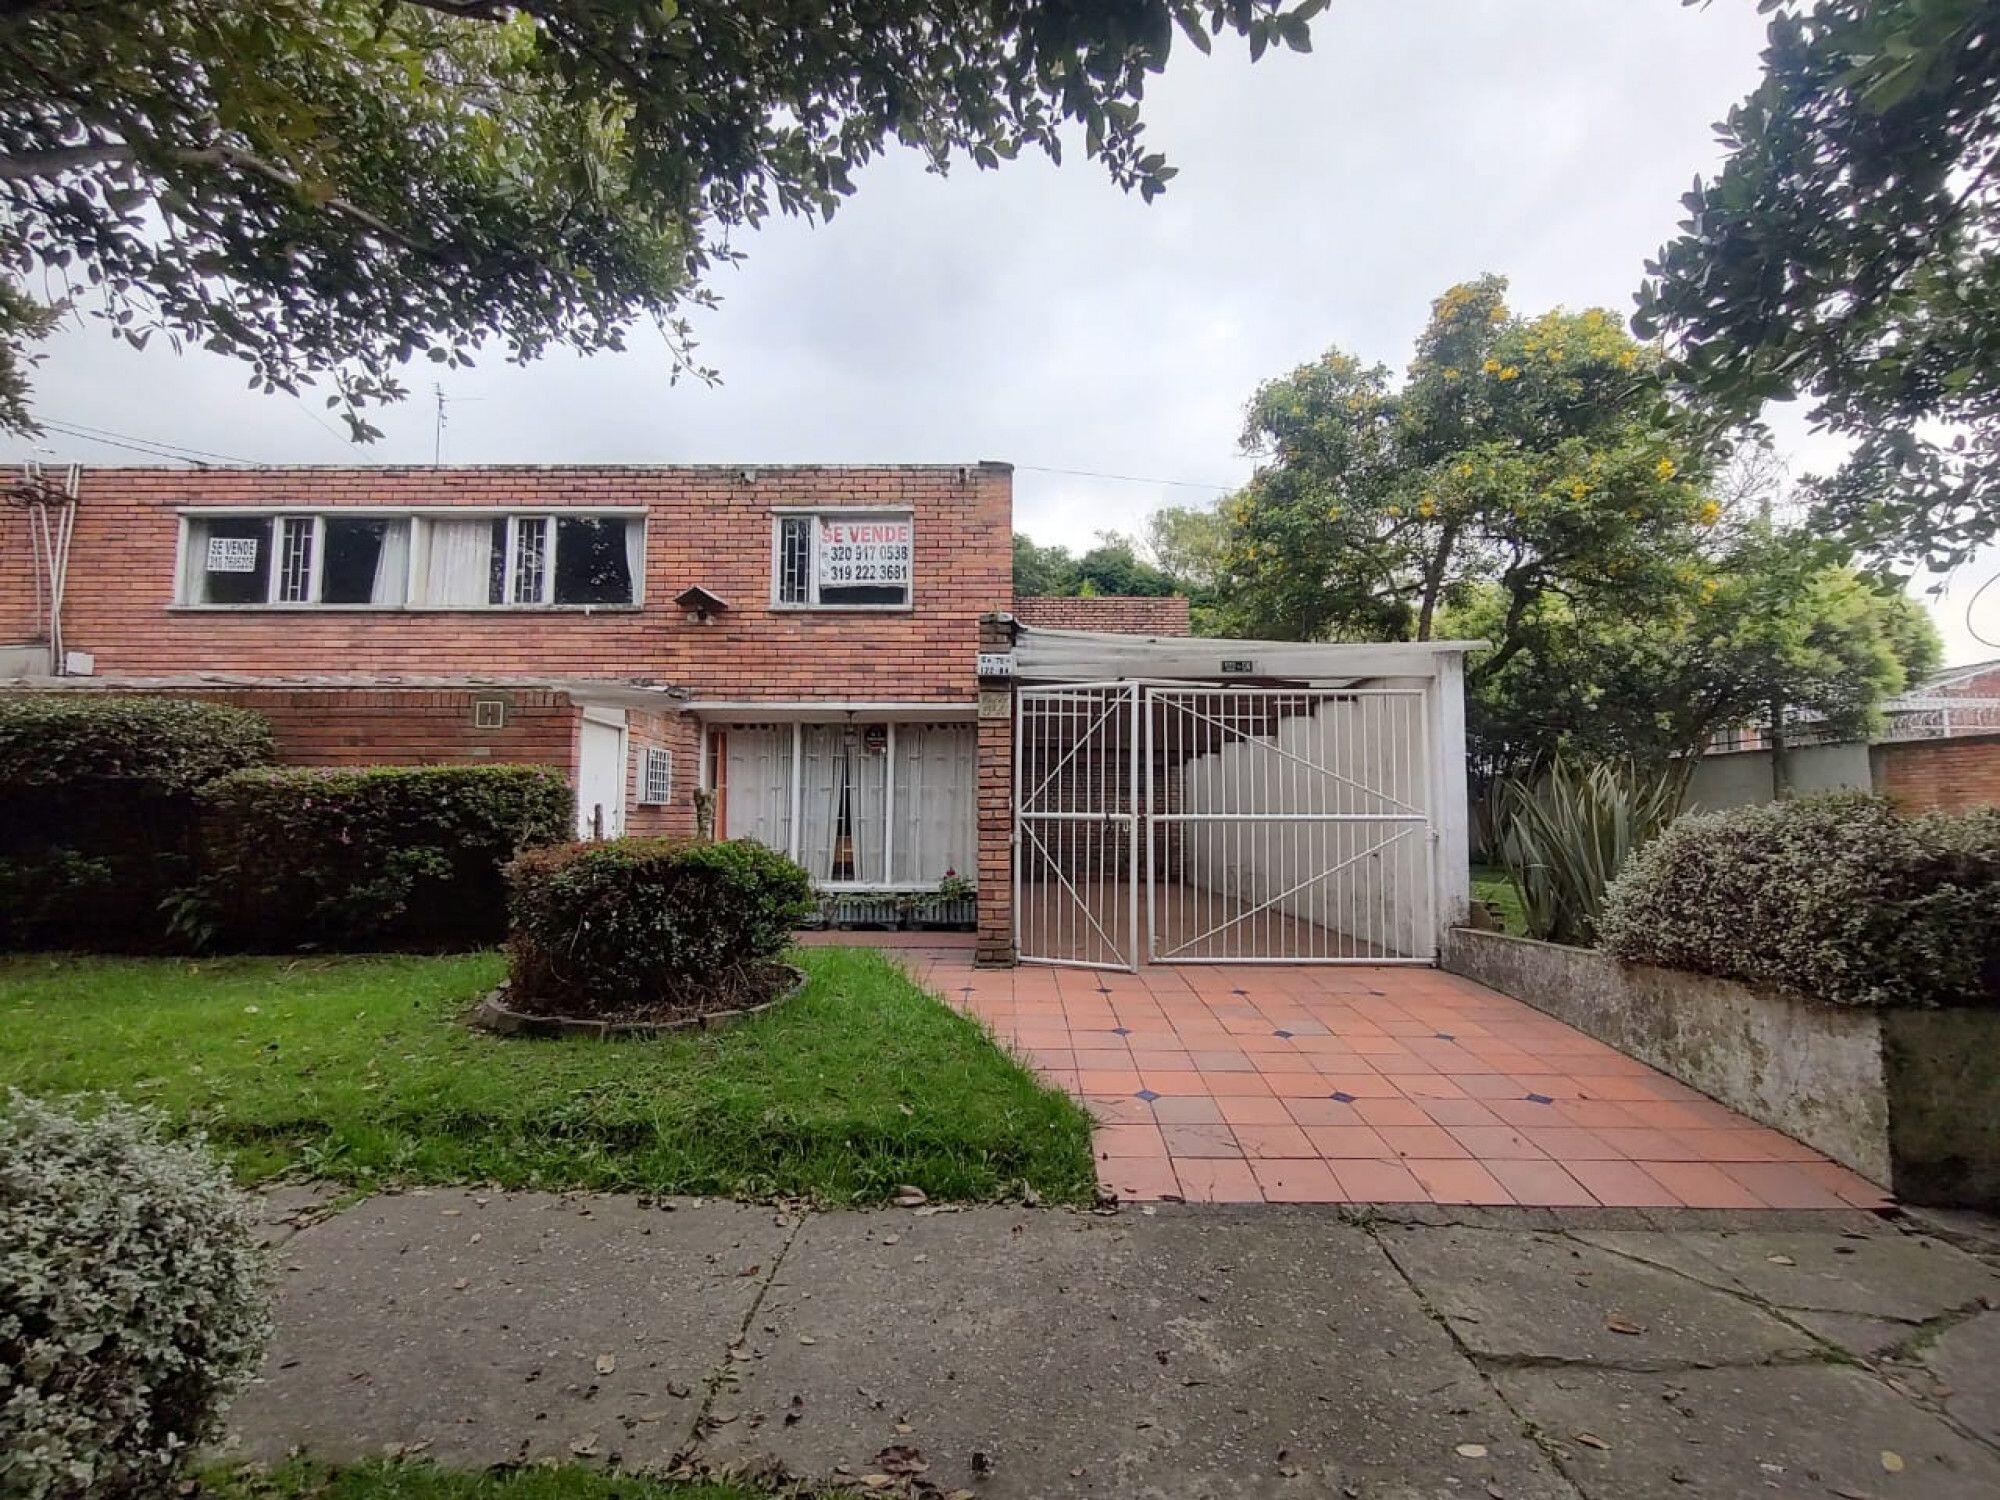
[776,517,811,604]
[321,517,409,605]
[510,516,550,604]
[186,516,272,605]
[555,516,638,604]
[276,517,315,603]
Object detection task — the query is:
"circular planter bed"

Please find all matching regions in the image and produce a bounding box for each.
[470,962,809,1040]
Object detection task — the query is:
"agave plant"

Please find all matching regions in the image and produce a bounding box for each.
[1491,756,1688,948]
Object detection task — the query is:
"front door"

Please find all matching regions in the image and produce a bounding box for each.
[576,713,627,839]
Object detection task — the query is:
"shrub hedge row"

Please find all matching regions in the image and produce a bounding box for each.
[0,696,275,949]
[1599,792,2000,1008]
[506,837,815,1012]
[193,764,574,950]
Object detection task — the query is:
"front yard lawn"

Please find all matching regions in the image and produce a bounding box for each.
[0,946,1094,1205]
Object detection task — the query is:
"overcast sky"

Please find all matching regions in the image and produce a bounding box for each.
[6,0,1994,664]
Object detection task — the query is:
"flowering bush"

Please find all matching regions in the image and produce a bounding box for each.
[0,1093,272,1498]
[1598,793,2000,1007]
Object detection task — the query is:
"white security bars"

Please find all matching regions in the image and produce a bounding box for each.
[714,721,974,889]
[1014,684,1437,969]
[1148,687,1434,964]
[1015,682,1141,970]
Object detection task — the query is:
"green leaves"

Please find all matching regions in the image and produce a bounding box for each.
[0,0,1330,435]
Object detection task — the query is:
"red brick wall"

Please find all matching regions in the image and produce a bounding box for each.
[0,465,1011,702]
[1872,733,2000,813]
[623,708,700,839]
[976,615,1015,966]
[1012,595,1191,636]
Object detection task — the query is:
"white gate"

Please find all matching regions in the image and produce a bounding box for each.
[1015,682,1139,969]
[1015,683,1436,968]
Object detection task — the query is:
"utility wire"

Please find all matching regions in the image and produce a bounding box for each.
[1968,568,2000,649]
[1013,462,1237,493]
[32,419,255,467]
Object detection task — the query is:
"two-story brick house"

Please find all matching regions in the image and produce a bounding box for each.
[3,462,1478,970]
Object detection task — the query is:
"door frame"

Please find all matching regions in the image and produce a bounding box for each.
[577,705,629,840]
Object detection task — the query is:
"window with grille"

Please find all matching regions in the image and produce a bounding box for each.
[771,511,912,608]
[638,747,673,805]
[277,517,315,602]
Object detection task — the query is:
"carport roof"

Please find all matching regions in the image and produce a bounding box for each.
[1012,625,1486,685]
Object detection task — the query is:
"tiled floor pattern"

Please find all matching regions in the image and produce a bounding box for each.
[890,947,1891,1210]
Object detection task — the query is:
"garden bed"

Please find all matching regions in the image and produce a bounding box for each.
[471,963,809,1038]
[1443,927,2000,1208]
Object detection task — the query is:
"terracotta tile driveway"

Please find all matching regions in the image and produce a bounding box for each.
[886,942,1889,1210]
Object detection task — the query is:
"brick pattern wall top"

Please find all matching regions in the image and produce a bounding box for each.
[1873,732,2000,814]
[1011,595,1191,636]
[1,465,1011,701]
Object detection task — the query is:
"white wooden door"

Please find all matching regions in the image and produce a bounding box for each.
[577,715,627,839]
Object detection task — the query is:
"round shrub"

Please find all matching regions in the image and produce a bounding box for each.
[0,1093,273,1499]
[0,695,274,793]
[1598,792,2000,1007]
[506,837,815,1015]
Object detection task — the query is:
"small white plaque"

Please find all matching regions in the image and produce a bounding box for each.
[977,652,1017,679]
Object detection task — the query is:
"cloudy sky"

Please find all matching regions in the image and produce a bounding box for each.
[7,0,1995,663]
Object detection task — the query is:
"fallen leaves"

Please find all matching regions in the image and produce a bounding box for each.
[1604,1316,1647,1336]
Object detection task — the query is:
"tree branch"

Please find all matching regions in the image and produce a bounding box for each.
[0,143,132,181]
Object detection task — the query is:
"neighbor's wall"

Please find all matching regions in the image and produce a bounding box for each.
[1011,595,1192,636]
[1871,732,2000,813]
[1684,741,1874,812]
[0,465,1011,703]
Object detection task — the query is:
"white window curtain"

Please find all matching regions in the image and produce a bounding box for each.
[797,726,845,882]
[722,727,794,855]
[371,520,411,604]
[423,519,492,606]
[796,725,889,884]
[623,519,646,599]
[892,725,976,882]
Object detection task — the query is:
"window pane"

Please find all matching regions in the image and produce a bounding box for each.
[511,517,549,604]
[424,519,497,607]
[720,727,793,854]
[277,518,315,603]
[188,517,272,604]
[553,517,635,604]
[777,517,811,604]
[799,724,887,884]
[891,724,976,883]
[322,518,408,605]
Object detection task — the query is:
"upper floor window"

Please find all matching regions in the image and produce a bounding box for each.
[771,510,913,609]
[179,511,644,609]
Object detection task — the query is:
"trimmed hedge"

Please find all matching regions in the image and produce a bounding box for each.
[0,695,275,950]
[194,764,573,949]
[0,695,274,792]
[506,837,815,1013]
[1598,792,2000,1008]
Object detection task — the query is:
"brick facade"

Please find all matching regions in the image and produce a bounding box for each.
[1012,594,1191,636]
[1872,733,2000,814]
[975,614,1016,967]
[2,464,1010,702]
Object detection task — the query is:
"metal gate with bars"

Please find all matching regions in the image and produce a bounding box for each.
[1015,681,1436,969]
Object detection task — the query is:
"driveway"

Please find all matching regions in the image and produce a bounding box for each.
[896,945,1888,1210]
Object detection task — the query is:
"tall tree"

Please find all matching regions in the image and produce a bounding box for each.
[1445,531,1943,774]
[0,0,1328,437]
[1636,0,2000,572]
[1220,276,1717,677]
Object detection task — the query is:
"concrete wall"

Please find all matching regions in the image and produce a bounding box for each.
[1442,928,2000,1208]
[1441,928,1893,1183]
[1684,742,1873,812]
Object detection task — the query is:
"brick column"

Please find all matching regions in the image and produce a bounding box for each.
[975,612,1017,967]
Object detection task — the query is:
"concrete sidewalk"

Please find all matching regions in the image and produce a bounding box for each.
[228,1189,2000,1498]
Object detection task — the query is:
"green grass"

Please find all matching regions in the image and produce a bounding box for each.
[0,946,1095,1205]
[203,1460,777,1500]
[1469,861,1527,936]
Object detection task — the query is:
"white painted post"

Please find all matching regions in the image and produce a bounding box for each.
[1428,652,1472,944]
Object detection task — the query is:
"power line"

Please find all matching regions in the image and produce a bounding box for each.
[1968,568,2000,649]
[1014,462,1237,493]
[35,418,255,467]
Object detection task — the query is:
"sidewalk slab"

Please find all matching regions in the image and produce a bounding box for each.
[1374,1222,1818,1369]
[699,1206,1573,1498]
[225,1190,794,1469]
[1496,1363,2000,1499]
